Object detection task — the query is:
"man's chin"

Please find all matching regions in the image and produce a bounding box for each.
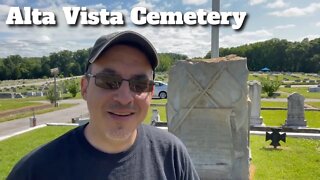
[105,128,135,142]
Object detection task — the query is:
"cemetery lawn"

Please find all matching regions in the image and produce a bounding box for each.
[143,98,167,124]
[0,103,76,123]
[144,106,167,124]
[145,102,320,128]
[279,87,320,99]
[151,98,167,104]
[261,101,287,108]
[1,127,319,179]
[0,126,76,179]
[0,99,42,111]
[250,135,320,180]
[305,102,320,109]
[261,110,320,128]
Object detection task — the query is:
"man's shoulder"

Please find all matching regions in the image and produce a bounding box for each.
[32,125,80,154]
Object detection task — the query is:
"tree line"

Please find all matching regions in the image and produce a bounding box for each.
[0,49,89,80]
[205,37,320,73]
[2,37,319,80]
[0,48,187,80]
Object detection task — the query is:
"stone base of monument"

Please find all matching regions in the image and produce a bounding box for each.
[250,116,264,127]
[152,121,167,127]
[284,119,307,127]
[72,117,89,125]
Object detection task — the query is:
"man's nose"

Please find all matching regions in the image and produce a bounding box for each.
[113,81,134,105]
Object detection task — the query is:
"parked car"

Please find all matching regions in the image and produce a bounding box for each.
[153,81,168,99]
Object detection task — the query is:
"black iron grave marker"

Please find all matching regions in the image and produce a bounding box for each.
[266,128,286,148]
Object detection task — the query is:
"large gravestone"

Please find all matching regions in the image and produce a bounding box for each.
[248,81,264,126]
[284,93,307,127]
[167,55,249,180]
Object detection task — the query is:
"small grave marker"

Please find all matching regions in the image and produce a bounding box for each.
[266,128,286,148]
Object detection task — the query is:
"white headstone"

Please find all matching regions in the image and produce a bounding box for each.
[150,109,161,125]
[248,81,264,126]
[167,55,249,180]
[36,91,44,96]
[285,93,307,127]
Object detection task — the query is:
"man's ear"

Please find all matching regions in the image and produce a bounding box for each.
[81,76,89,100]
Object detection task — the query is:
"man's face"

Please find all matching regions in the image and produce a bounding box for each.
[81,45,154,143]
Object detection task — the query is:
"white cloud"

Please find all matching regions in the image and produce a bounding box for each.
[0,4,10,16]
[35,0,70,7]
[87,3,107,10]
[132,0,155,10]
[274,24,295,30]
[248,0,266,6]
[0,3,129,57]
[267,0,287,9]
[223,3,231,9]
[104,26,212,58]
[316,22,320,27]
[182,0,207,6]
[297,34,320,41]
[269,2,320,17]
[220,30,273,48]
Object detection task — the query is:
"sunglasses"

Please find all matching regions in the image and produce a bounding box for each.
[86,72,154,93]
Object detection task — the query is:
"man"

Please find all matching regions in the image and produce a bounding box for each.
[7,31,199,180]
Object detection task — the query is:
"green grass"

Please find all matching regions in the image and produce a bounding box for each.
[305,102,320,109]
[144,100,320,128]
[143,98,167,125]
[251,135,320,180]
[261,101,287,108]
[261,110,320,128]
[248,73,301,82]
[1,126,319,179]
[0,126,75,179]
[0,100,42,111]
[151,98,167,104]
[279,87,320,99]
[0,104,77,123]
[144,106,167,124]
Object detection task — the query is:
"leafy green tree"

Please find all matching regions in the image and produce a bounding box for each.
[74,49,89,73]
[67,80,80,97]
[260,76,281,97]
[46,86,61,104]
[157,54,172,72]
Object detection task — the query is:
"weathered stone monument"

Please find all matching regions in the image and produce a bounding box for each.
[284,93,307,127]
[167,55,249,179]
[248,81,264,126]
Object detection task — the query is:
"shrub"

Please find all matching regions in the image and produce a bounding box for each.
[46,86,60,104]
[260,76,281,97]
[67,80,80,98]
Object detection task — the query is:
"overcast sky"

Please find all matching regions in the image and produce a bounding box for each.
[0,0,319,58]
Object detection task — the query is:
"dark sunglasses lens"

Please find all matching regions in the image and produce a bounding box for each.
[95,74,121,90]
[130,79,154,93]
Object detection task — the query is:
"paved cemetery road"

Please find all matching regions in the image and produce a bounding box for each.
[0,99,88,138]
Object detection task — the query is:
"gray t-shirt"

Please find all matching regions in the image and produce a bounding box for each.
[7,124,199,180]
